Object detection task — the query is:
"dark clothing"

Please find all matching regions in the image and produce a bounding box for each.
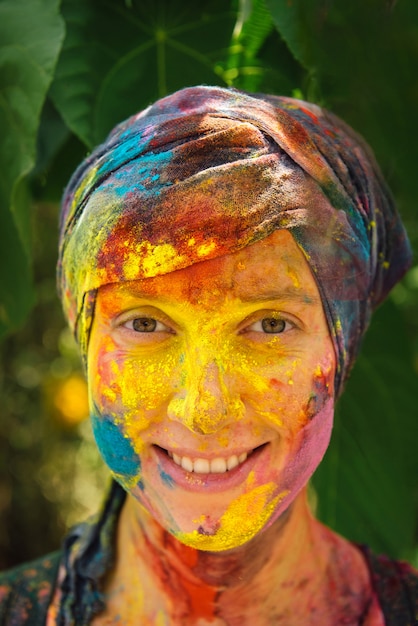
[1,482,417,625]
[0,552,60,626]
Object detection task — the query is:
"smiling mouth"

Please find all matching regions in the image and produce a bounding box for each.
[157,445,265,474]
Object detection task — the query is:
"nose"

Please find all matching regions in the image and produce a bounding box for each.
[167,357,244,435]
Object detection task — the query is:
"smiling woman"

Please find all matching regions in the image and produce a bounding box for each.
[0,86,417,625]
[88,231,336,553]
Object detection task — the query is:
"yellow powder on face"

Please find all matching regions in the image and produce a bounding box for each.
[216,431,233,449]
[123,414,149,455]
[314,364,323,377]
[111,359,121,377]
[155,611,167,626]
[176,481,289,552]
[112,470,141,492]
[286,264,301,289]
[255,409,284,426]
[117,353,176,412]
[102,386,117,403]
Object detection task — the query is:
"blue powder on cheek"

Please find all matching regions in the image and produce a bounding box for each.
[91,412,141,478]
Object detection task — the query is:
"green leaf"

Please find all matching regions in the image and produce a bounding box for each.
[264,0,315,70]
[0,0,65,337]
[50,0,237,147]
[223,0,300,93]
[264,0,418,248]
[233,0,274,59]
[313,299,418,560]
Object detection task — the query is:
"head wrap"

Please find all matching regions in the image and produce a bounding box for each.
[58,86,412,396]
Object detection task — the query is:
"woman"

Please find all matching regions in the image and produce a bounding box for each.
[0,86,416,625]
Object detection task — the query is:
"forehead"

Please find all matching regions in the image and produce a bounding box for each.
[96,230,322,309]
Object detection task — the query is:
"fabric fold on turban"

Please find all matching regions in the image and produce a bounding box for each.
[58,86,412,395]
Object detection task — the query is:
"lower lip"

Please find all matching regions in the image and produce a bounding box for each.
[153,444,268,494]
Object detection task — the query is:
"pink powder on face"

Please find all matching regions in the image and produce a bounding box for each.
[267,396,334,526]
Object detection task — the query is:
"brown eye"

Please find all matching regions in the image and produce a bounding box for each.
[132,317,157,332]
[261,318,286,333]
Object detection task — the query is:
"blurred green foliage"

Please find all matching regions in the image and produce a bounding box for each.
[0,0,417,569]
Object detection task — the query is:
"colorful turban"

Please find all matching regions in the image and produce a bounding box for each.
[58,86,412,396]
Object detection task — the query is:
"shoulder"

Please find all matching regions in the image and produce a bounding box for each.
[359,545,418,625]
[0,552,61,626]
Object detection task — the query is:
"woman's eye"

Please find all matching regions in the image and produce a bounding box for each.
[124,317,169,333]
[248,317,292,334]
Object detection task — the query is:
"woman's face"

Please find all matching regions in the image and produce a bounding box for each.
[87,230,336,551]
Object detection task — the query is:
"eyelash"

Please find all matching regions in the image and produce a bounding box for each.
[122,317,171,333]
[245,317,294,335]
[121,314,294,335]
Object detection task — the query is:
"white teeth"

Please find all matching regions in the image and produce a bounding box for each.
[193,458,210,474]
[181,456,194,472]
[168,450,250,473]
[211,457,227,473]
[226,455,239,471]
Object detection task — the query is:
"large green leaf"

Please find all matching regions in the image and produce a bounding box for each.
[50,0,237,147]
[0,0,65,337]
[313,299,418,560]
[265,0,418,249]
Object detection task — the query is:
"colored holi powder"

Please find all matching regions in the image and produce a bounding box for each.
[140,242,186,278]
[254,409,284,426]
[269,377,285,389]
[158,465,176,489]
[69,165,99,219]
[102,385,117,403]
[286,264,301,288]
[155,611,167,626]
[176,481,288,551]
[91,412,141,478]
[196,240,217,257]
[180,577,217,621]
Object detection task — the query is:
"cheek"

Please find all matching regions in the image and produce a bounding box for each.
[90,412,142,488]
[230,351,308,427]
[88,341,181,467]
[89,342,179,416]
[231,342,335,433]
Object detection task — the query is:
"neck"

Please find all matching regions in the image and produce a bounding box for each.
[130,489,307,587]
[103,490,372,625]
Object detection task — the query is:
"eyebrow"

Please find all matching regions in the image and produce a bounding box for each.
[238,287,320,305]
[117,284,319,306]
